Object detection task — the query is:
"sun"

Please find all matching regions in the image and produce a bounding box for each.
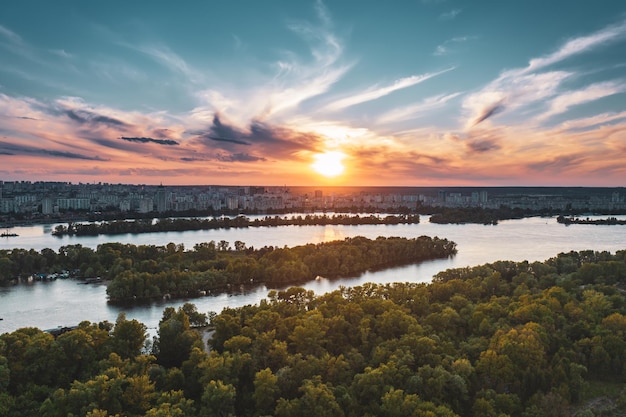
[311,151,346,178]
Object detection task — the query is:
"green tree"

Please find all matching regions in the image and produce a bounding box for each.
[201,380,236,417]
[111,313,147,359]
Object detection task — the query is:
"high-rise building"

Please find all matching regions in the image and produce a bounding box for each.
[156,184,167,212]
[41,198,54,215]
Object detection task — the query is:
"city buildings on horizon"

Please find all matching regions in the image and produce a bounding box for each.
[0,180,625,218]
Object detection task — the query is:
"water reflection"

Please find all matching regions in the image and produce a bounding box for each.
[1,215,625,334]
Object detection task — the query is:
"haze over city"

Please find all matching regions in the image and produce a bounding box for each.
[1,0,625,186]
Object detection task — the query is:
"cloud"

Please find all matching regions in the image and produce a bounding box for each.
[123,43,203,83]
[466,138,501,153]
[49,49,73,59]
[377,92,461,124]
[538,81,626,122]
[198,114,248,148]
[64,109,129,128]
[527,154,586,172]
[471,100,505,126]
[463,70,572,129]
[192,114,319,161]
[556,111,626,131]
[463,20,626,129]
[433,36,471,56]
[439,9,461,21]
[324,67,455,111]
[0,140,108,161]
[218,152,266,162]
[205,136,251,146]
[0,24,23,44]
[526,20,626,73]
[120,136,179,146]
[195,0,352,125]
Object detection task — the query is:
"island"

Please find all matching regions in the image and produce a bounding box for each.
[50,214,421,237]
[0,236,457,302]
[557,215,626,225]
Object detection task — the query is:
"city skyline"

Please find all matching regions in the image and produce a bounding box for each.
[1,1,626,186]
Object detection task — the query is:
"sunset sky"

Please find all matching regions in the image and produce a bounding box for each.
[1,1,625,186]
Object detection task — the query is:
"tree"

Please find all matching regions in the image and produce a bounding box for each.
[253,368,280,417]
[154,308,201,368]
[111,313,147,359]
[201,380,236,417]
[275,376,344,417]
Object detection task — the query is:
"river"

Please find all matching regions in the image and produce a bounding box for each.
[1,215,625,335]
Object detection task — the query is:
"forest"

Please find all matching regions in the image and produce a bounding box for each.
[428,207,529,225]
[50,214,421,237]
[1,250,625,416]
[0,235,456,303]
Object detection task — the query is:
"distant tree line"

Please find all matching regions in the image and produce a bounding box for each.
[1,250,626,416]
[557,215,626,226]
[51,214,420,237]
[428,207,529,225]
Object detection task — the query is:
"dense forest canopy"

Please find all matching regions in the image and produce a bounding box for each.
[1,249,625,416]
[0,236,456,303]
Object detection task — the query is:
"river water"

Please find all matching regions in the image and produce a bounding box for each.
[1,215,625,335]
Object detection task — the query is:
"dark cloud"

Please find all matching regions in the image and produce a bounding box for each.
[466,139,501,153]
[209,114,245,143]
[206,135,251,145]
[180,157,204,162]
[121,136,179,146]
[218,152,266,162]
[0,140,108,161]
[472,101,504,126]
[64,109,129,129]
[16,116,38,120]
[193,113,318,159]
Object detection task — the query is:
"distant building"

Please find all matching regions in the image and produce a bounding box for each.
[41,198,54,215]
[137,198,154,213]
[156,185,167,212]
[57,198,90,211]
[119,200,131,212]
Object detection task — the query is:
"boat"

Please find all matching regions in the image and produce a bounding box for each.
[1,232,18,237]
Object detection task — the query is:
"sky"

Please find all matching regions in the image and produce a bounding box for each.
[1,0,625,187]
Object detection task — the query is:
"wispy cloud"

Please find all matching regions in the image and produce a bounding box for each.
[64,109,129,129]
[463,20,626,128]
[0,140,108,161]
[537,81,626,122]
[324,67,455,112]
[0,24,23,44]
[433,36,471,56]
[377,92,461,124]
[556,111,626,131]
[195,0,351,126]
[526,20,626,73]
[124,43,204,83]
[439,9,461,21]
[49,49,73,59]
